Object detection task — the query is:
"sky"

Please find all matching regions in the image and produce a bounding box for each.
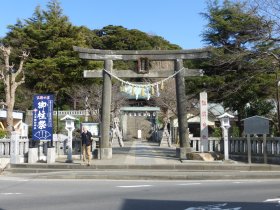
[0,0,208,49]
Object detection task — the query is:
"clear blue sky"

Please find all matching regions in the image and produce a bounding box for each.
[0,0,208,49]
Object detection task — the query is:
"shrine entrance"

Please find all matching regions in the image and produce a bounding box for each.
[120,106,160,142]
[73,46,209,159]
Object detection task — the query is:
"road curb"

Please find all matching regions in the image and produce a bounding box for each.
[4,170,280,180]
[7,163,280,171]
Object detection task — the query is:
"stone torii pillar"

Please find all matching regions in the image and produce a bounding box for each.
[100,60,113,159]
[175,59,190,158]
[73,46,209,159]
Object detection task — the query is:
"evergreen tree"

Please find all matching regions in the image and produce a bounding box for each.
[2,0,181,111]
[3,0,88,101]
[196,0,276,133]
[92,25,179,50]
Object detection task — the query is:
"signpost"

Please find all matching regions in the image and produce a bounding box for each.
[31,94,54,163]
[200,92,208,152]
[242,116,270,164]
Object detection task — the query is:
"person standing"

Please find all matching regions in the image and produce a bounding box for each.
[81,126,93,166]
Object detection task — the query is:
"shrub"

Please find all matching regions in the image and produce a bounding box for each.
[0,130,7,139]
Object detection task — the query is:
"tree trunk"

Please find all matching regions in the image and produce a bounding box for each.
[6,84,16,132]
[73,98,77,110]
[6,104,14,132]
[0,46,28,133]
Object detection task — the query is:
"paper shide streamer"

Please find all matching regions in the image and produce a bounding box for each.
[103,67,185,100]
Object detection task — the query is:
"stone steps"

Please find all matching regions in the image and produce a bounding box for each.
[3,162,280,180]
[6,162,280,171]
[4,167,280,180]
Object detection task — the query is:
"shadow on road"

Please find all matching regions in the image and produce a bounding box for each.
[121,199,279,210]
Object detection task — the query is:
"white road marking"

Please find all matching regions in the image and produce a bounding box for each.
[264,198,280,202]
[177,183,201,186]
[116,185,152,188]
[185,203,241,210]
[0,193,22,195]
[0,177,28,182]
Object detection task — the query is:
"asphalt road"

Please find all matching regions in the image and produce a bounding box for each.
[0,178,280,210]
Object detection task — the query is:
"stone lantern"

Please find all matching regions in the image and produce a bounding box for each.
[61,114,77,163]
[218,112,234,161]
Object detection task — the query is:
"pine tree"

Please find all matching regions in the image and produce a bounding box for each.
[198,0,276,133]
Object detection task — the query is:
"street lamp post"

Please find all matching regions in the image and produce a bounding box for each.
[218,112,234,161]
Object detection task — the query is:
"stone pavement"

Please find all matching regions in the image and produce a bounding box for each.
[40,139,178,166]
[2,139,280,180]
[73,139,181,165]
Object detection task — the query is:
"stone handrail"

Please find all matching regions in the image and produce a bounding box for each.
[0,137,29,157]
[2,136,280,163]
[190,137,221,152]
[26,110,99,116]
[229,137,280,156]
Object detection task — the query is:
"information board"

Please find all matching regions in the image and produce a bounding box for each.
[81,122,99,136]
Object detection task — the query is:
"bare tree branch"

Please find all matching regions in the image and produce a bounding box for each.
[0,46,28,132]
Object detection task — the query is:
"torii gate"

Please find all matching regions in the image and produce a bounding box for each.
[73,46,209,159]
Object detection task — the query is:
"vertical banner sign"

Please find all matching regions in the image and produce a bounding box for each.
[32,94,54,140]
[200,91,208,152]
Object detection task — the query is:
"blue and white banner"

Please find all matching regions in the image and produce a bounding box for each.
[32,94,54,140]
